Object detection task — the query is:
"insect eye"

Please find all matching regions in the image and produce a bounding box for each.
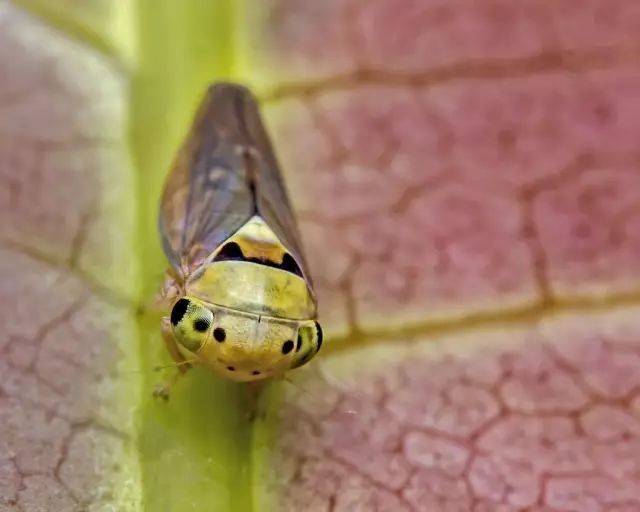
[193,318,210,332]
[290,322,323,369]
[171,298,213,352]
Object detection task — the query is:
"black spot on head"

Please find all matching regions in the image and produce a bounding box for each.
[282,340,294,355]
[214,241,244,261]
[296,333,302,352]
[315,321,323,352]
[170,298,190,326]
[280,253,303,277]
[193,318,210,332]
[227,366,235,371]
[213,327,226,342]
[252,370,261,376]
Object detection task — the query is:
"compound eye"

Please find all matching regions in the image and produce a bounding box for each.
[290,321,323,369]
[170,297,213,352]
[193,317,211,332]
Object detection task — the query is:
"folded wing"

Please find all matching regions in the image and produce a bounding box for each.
[158,83,311,284]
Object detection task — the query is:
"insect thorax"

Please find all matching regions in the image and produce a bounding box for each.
[185,215,317,321]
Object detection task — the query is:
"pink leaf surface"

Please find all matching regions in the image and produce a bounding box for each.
[247,1,640,510]
[4,0,640,510]
[0,4,140,510]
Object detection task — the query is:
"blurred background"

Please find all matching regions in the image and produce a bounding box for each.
[1,1,640,511]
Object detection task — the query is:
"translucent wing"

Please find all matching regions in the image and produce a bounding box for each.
[158,82,311,282]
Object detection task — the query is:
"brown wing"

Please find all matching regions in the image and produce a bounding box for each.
[158,82,312,283]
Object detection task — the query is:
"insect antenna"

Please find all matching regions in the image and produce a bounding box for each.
[116,358,198,376]
[280,375,318,401]
[152,359,196,372]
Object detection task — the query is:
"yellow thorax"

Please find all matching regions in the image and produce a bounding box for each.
[185,216,316,320]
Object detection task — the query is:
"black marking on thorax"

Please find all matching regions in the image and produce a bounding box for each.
[214,241,303,278]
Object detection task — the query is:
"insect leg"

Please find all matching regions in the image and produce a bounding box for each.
[153,317,193,400]
[160,316,191,373]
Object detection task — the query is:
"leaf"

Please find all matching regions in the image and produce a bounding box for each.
[244,1,640,511]
[4,1,640,511]
[0,2,141,510]
[1,1,249,511]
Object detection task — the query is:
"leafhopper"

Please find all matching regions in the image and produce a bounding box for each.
[156,83,322,395]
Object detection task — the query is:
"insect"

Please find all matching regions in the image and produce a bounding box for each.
[155,82,322,396]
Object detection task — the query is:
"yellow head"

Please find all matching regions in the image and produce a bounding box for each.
[169,296,322,382]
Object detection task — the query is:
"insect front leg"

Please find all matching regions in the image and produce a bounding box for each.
[153,316,193,400]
